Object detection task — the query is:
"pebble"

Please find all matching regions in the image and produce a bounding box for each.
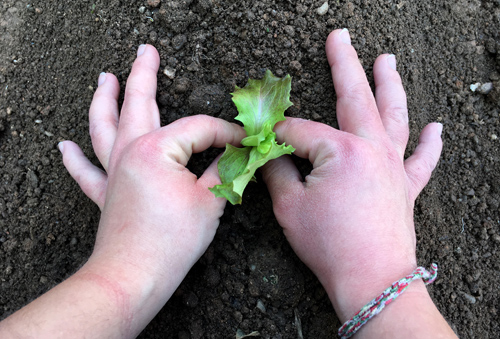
[163,67,176,79]
[491,134,498,141]
[256,299,266,313]
[138,6,146,13]
[44,131,54,137]
[236,329,260,339]
[462,292,476,304]
[470,83,480,92]
[147,0,161,8]
[317,2,329,15]
[159,37,170,47]
[478,82,493,94]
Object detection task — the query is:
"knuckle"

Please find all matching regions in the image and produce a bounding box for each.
[337,80,373,104]
[126,136,162,165]
[89,122,105,141]
[384,102,409,126]
[335,137,379,175]
[337,136,369,159]
[124,86,149,100]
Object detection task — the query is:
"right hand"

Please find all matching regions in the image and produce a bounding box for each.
[261,29,443,321]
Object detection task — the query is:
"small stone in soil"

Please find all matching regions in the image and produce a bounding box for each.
[317,2,329,15]
[478,82,493,95]
[163,67,176,79]
[256,299,266,313]
[147,0,161,8]
[461,293,476,304]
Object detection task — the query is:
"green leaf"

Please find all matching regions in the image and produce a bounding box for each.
[209,70,295,205]
[210,135,295,205]
[233,70,292,151]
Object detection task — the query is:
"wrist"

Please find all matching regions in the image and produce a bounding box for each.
[75,256,165,337]
[321,254,418,322]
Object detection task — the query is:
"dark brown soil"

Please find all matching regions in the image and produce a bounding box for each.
[1,0,499,338]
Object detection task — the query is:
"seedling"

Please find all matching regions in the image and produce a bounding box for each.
[210,70,295,205]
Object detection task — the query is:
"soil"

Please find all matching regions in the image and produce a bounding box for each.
[1,0,499,338]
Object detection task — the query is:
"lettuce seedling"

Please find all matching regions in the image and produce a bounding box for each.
[209,70,295,205]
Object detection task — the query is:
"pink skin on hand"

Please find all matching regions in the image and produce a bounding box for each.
[58,45,246,336]
[261,28,444,323]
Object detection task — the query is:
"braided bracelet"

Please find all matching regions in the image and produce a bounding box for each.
[338,263,438,339]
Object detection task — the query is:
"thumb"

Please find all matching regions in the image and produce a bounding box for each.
[59,140,108,210]
[197,153,224,189]
[404,123,443,201]
[261,155,303,216]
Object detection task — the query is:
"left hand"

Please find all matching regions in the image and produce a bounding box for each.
[58,44,245,329]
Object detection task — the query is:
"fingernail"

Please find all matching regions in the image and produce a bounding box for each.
[387,54,397,71]
[58,141,64,153]
[137,44,147,57]
[340,28,351,45]
[98,72,107,86]
[436,123,443,137]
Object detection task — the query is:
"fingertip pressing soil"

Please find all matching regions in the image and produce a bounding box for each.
[1,1,499,338]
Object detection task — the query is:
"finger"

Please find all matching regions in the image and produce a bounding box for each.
[273,117,344,169]
[404,123,443,201]
[325,29,385,138]
[116,45,161,146]
[373,54,409,158]
[89,72,120,171]
[157,115,246,166]
[261,156,303,210]
[59,141,107,210]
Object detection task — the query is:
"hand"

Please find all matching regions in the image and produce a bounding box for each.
[262,29,443,322]
[57,45,245,335]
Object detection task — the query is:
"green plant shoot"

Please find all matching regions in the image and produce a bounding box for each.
[209,70,295,205]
